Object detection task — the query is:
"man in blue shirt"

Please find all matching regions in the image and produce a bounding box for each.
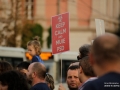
[27,62,50,90]
[83,33,120,90]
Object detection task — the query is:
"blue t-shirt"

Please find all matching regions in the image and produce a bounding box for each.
[31,56,44,64]
[83,72,120,90]
[30,83,50,90]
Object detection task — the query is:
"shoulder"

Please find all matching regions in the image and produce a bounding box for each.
[32,56,44,63]
[32,56,38,60]
[31,56,38,62]
[83,72,120,90]
[83,76,107,90]
[31,83,50,90]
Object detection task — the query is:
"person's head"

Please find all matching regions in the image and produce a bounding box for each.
[66,65,81,90]
[17,61,30,76]
[27,62,46,82]
[0,61,13,75]
[69,62,79,67]
[78,56,95,83]
[45,73,55,90]
[77,44,91,60]
[27,36,41,56]
[90,33,120,76]
[0,70,29,90]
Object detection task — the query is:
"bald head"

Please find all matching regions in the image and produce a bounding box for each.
[31,62,46,79]
[92,33,120,65]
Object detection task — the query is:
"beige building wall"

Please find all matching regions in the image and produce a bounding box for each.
[33,0,120,52]
[24,0,120,84]
[70,30,94,51]
[90,0,119,32]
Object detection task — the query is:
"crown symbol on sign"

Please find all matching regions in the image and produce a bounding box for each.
[58,15,62,22]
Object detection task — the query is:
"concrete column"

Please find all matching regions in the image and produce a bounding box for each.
[27,0,33,20]
[89,0,100,29]
[99,0,107,15]
[35,0,45,19]
[91,0,100,17]
[68,0,78,28]
[107,0,113,17]
[68,0,77,18]
[113,0,119,18]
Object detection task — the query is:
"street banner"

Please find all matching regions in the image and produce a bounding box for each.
[52,12,70,54]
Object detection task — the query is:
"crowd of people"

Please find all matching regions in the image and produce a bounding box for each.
[0,33,120,90]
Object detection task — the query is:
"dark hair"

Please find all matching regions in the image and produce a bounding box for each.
[79,56,95,77]
[0,70,29,90]
[0,61,13,75]
[27,36,41,55]
[45,73,55,90]
[68,65,79,71]
[33,36,40,41]
[77,44,91,60]
[92,33,120,66]
[17,61,30,71]
[32,62,46,79]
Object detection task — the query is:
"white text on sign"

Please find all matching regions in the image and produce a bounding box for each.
[55,28,66,36]
[56,38,65,45]
[56,22,65,28]
[57,46,64,52]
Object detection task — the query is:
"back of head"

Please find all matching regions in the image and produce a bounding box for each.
[0,61,13,74]
[77,44,91,60]
[0,70,29,90]
[17,61,30,70]
[45,73,54,90]
[27,36,41,55]
[32,62,46,79]
[79,56,95,77]
[92,33,120,66]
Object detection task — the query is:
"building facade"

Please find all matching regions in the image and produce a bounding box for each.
[0,0,119,83]
[0,0,119,51]
[32,0,120,52]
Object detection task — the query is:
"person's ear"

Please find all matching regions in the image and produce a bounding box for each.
[32,72,36,78]
[79,66,83,74]
[89,53,95,65]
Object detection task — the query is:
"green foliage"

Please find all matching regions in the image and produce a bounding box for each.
[21,23,43,49]
[31,23,43,46]
[47,27,51,48]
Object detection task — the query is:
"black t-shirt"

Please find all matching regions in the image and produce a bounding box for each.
[30,83,50,90]
[83,72,120,90]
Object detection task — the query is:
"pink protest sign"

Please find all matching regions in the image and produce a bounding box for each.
[52,12,69,54]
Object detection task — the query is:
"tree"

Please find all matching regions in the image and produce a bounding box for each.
[0,0,26,47]
[21,22,43,49]
[46,27,52,48]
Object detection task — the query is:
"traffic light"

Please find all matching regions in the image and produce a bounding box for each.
[25,52,53,61]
